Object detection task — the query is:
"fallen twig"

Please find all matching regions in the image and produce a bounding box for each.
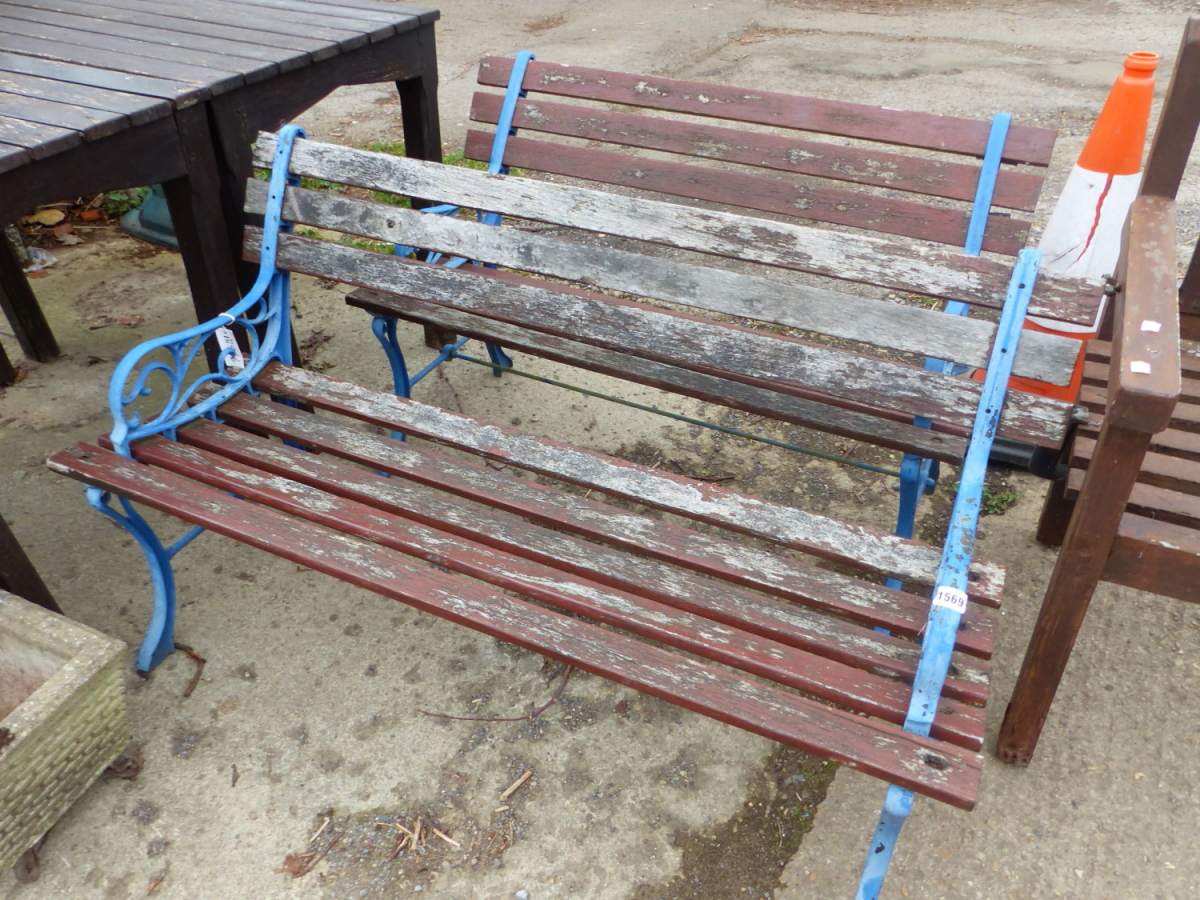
[499,768,533,801]
[174,642,207,699]
[147,867,167,895]
[432,827,460,848]
[419,666,572,723]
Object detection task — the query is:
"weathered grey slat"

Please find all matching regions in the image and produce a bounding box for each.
[251,363,1008,596]
[251,180,1078,385]
[209,388,1001,614]
[347,286,971,463]
[252,134,1103,326]
[256,229,1074,446]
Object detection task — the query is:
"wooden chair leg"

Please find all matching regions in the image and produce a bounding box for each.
[997,424,1151,765]
[1035,475,1075,547]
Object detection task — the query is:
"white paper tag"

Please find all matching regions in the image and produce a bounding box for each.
[931,585,968,615]
[215,326,246,372]
[1140,320,1162,333]
[1129,360,1152,375]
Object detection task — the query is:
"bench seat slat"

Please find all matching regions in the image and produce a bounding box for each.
[477,57,1056,166]
[1080,385,1200,434]
[260,231,1074,447]
[1072,436,1200,497]
[250,180,1080,386]
[47,443,984,808]
[463,130,1030,254]
[251,136,1101,326]
[347,287,971,463]
[1103,513,1200,605]
[468,91,1045,211]
[251,363,1008,601]
[210,392,1001,646]
[1077,422,1200,463]
[134,430,986,747]
[1066,470,1200,530]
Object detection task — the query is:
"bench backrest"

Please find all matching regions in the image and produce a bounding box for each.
[246,134,1092,459]
[467,58,1059,256]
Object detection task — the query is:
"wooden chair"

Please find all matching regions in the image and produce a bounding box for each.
[998,19,1200,765]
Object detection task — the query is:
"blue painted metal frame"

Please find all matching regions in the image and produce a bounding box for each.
[856,248,1042,900]
[89,124,306,672]
[371,52,538,398]
[886,113,1013,591]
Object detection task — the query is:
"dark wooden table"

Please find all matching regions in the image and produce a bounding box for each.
[0,0,442,380]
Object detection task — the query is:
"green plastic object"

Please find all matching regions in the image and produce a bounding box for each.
[119,184,178,250]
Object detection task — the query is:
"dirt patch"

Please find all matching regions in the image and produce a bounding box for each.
[630,747,836,900]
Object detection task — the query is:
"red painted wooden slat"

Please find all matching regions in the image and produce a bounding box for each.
[48,443,985,808]
[131,430,986,748]
[470,91,1046,212]
[462,130,1030,255]
[478,57,1056,166]
[207,390,1003,640]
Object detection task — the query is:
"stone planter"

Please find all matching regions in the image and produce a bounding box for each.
[0,590,128,870]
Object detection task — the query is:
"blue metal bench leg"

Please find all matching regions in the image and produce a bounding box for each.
[486,340,513,372]
[87,488,204,673]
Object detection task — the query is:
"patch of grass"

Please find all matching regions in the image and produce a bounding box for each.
[981,481,1023,516]
[337,234,394,254]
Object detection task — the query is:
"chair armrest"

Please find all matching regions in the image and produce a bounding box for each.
[1107,195,1181,432]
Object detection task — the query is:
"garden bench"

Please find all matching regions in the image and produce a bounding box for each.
[46,59,1101,897]
[998,20,1199,766]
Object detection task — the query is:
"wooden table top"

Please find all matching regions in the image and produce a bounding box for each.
[0,0,438,176]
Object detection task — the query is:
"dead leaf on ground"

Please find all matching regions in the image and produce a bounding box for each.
[57,234,84,245]
[26,270,49,279]
[119,316,143,327]
[29,208,65,227]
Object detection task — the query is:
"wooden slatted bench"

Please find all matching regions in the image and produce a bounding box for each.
[999,20,1200,765]
[44,63,1104,891]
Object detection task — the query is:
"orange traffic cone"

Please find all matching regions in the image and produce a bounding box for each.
[1008,51,1158,402]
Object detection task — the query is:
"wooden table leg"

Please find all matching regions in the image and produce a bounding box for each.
[0,514,61,614]
[0,229,59,363]
[395,26,443,165]
[997,423,1152,765]
[0,334,16,386]
[161,105,245,370]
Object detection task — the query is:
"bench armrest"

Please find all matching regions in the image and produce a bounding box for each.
[1107,195,1181,432]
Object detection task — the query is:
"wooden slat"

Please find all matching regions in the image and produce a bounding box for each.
[1080,384,1200,434]
[0,113,80,155]
[0,139,30,174]
[1103,512,1200,604]
[250,179,1079,385]
[0,0,338,55]
[136,429,987,747]
[0,69,170,125]
[1083,358,1200,405]
[477,57,1056,166]
[48,443,984,808]
[0,6,311,72]
[1072,436,1200,496]
[463,130,1030,255]
[83,0,369,48]
[1066,469,1200,530]
[258,229,1074,446]
[0,89,129,140]
[1077,421,1200,463]
[0,48,199,104]
[347,286,971,463]
[254,135,1101,325]
[469,91,1045,211]
[204,0,399,40]
[0,31,241,93]
[250,363,1009,600]
[210,390,1003,628]
[0,15,273,83]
